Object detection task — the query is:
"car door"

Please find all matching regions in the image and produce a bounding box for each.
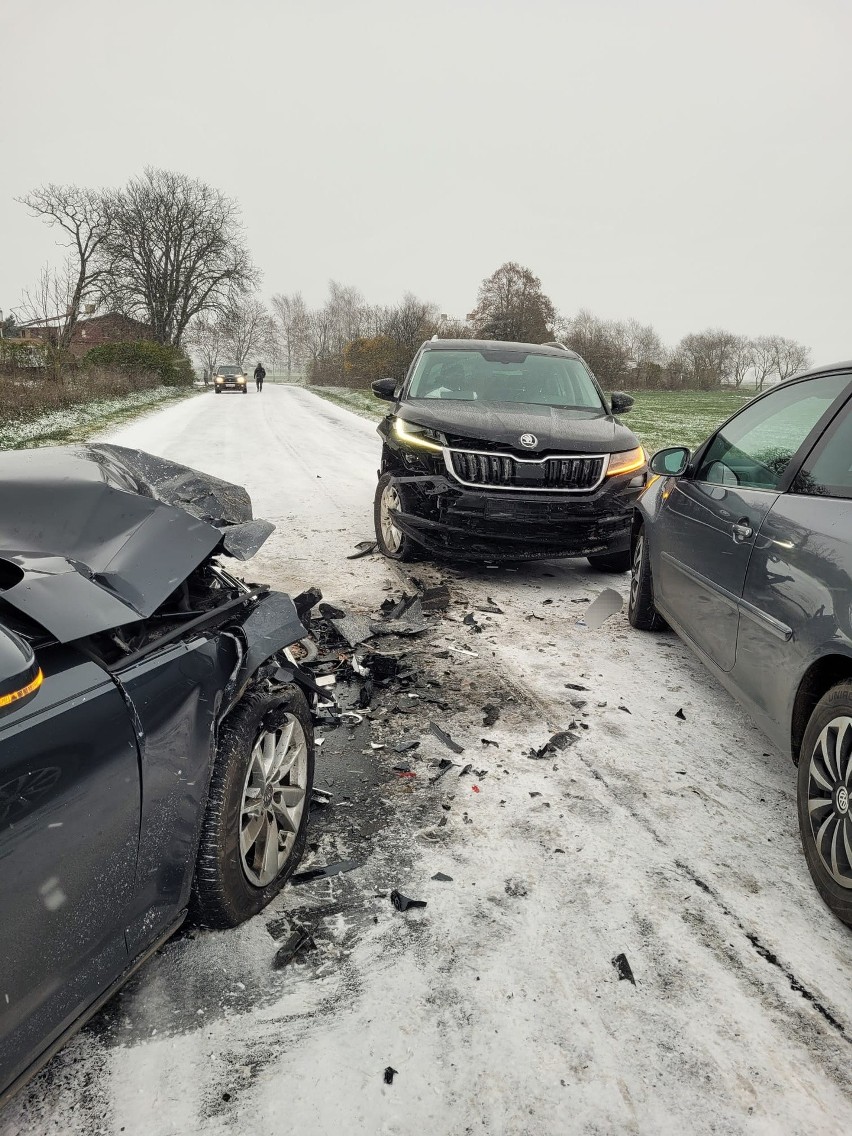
[734,382,852,747]
[0,641,141,1098]
[655,374,851,672]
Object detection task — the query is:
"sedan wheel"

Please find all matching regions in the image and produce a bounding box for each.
[627,528,666,631]
[797,682,852,925]
[240,716,309,887]
[191,686,314,928]
[380,483,403,554]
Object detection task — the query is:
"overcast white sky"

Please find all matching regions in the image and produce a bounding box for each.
[1,0,849,361]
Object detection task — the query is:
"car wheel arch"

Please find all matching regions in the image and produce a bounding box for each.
[790,654,852,764]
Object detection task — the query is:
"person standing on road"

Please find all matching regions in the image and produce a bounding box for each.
[254,362,266,392]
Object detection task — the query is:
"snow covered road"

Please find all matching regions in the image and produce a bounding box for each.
[4,385,852,1136]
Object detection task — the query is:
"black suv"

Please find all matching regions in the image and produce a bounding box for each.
[371,339,647,569]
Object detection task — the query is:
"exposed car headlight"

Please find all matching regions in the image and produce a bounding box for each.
[237,377,246,384]
[606,447,646,477]
[394,419,444,452]
[215,376,224,383]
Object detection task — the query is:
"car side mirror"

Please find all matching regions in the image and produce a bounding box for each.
[371,377,398,402]
[0,626,43,719]
[610,392,634,414]
[650,446,691,477]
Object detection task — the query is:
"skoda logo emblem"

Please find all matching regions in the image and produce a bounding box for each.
[519,433,538,449]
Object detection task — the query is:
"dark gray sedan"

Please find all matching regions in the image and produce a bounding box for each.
[629,363,852,926]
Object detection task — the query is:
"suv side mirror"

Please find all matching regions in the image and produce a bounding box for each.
[650,446,691,477]
[0,626,43,719]
[610,392,634,414]
[371,377,398,402]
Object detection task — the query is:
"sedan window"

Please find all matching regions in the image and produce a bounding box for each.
[791,400,852,498]
[694,374,850,490]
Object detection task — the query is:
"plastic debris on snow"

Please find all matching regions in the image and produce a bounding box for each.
[290,859,362,884]
[272,925,316,969]
[384,1066,398,1084]
[612,952,636,984]
[430,722,465,754]
[577,588,623,630]
[390,889,427,911]
[347,540,378,559]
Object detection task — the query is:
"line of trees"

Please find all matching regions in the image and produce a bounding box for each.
[14,170,812,395]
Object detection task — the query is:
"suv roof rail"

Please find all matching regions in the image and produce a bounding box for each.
[543,341,568,350]
[431,334,439,340]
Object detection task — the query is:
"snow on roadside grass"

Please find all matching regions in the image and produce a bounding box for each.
[0,386,198,450]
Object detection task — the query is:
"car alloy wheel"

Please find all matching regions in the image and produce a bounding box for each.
[380,483,404,554]
[629,535,644,613]
[804,715,852,889]
[240,715,309,887]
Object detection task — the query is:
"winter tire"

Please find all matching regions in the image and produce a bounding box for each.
[587,549,632,573]
[627,526,666,631]
[191,685,314,929]
[374,472,420,562]
[797,682,852,927]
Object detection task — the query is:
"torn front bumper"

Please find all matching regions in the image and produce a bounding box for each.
[391,472,641,561]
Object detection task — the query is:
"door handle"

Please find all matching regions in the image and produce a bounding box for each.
[731,520,754,543]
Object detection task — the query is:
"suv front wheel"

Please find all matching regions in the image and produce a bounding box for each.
[374,473,420,561]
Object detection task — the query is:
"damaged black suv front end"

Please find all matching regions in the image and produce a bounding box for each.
[372,340,648,568]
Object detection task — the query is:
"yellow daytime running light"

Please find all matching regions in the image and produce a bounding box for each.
[394,419,443,452]
[0,667,43,710]
[606,447,646,477]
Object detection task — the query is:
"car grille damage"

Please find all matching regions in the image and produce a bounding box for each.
[448,450,605,491]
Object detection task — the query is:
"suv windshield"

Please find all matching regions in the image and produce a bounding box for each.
[407,348,603,410]
[218,366,243,376]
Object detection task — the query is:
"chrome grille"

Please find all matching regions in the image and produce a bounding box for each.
[448,450,605,492]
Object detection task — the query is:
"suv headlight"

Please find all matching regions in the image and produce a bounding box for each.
[214,376,224,383]
[394,419,444,452]
[605,447,646,477]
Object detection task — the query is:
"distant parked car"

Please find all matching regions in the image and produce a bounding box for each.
[371,339,648,569]
[0,445,322,1107]
[213,365,248,393]
[629,363,852,925]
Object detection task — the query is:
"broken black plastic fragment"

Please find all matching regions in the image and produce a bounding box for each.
[482,704,500,727]
[612,952,636,984]
[475,598,504,614]
[394,739,420,753]
[564,683,589,691]
[430,722,464,754]
[390,889,427,911]
[273,925,316,969]
[675,708,687,720]
[420,584,451,612]
[431,872,453,882]
[290,859,362,884]
[347,540,378,559]
[384,1066,398,1084]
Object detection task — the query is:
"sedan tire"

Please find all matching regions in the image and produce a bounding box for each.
[191,685,314,929]
[374,473,420,562]
[627,526,666,631]
[797,683,852,927]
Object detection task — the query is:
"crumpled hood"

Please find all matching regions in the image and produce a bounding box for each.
[398,399,639,454]
[0,444,274,643]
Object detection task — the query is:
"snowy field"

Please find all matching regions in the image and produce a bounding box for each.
[3,386,851,1136]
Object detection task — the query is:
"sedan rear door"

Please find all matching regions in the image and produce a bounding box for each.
[655,374,851,672]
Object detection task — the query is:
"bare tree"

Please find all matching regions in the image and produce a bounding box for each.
[100,168,259,346]
[771,336,811,381]
[221,298,275,369]
[270,291,309,375]
[559,309,631,387]
[470,262,555,342]
[677,328,741,389]
[730,335,756,388]
[17,184,113,349]
[185,313,225,384]
[750,336,778,390]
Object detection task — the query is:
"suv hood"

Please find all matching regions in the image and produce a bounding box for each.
[398,399,638,455]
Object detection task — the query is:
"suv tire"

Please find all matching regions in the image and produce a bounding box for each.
[374,473,420,562]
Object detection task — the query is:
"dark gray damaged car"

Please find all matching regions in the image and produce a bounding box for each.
[0,445,323,1106]
[629,364,852,926]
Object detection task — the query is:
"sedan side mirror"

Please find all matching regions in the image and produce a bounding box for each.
[610,391,634,414]
[371,377,398,402]
[650,446,691,477]
[0,626,43,719]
